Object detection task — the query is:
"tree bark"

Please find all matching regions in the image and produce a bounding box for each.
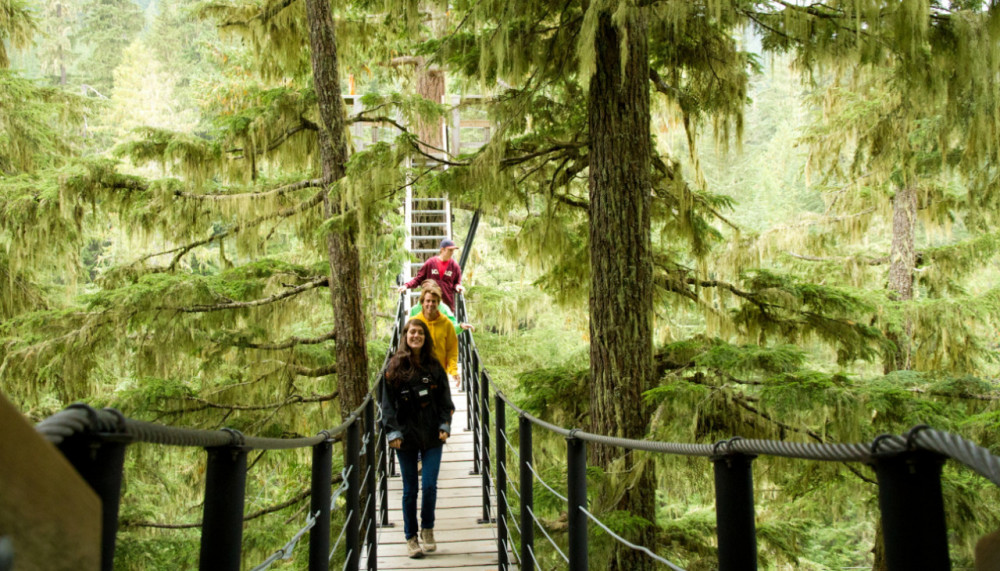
[304,0,369,417]
[874,185,917,571]
[586,6,656,571]
[884,185,916,373]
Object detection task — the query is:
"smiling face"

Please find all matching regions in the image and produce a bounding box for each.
[421,291,441,320]
[406,322,426,351]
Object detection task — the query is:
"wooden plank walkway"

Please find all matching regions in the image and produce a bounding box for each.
[368,381,517,570]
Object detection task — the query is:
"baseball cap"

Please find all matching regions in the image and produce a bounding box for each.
[440,239,458,249]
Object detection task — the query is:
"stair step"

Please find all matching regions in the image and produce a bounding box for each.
[412,210,448,214]
[410,235,449,240]
[410,222,448,227]
[411,198,446,202]
[411,249,440,253]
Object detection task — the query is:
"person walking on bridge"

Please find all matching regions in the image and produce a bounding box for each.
[398,239,465,312]
[411,284,459,388]
[382,318,455,559]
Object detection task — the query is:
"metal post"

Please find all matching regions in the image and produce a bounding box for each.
[365,399,378,571]
[200,443,248,571]
[377,380,392,527]
[470,349,480,475]
[346,418,361,571]
[478,369,493,523]
[712,453,758,571]
[874,450,950,571]
[58,431,129,571]
[566,435,588,571]
[309,436,333,571]
[519,416,534,571]
[0,536,12,571]
[496,395,508,569]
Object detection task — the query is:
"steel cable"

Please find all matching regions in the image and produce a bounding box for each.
[580,507,685,570]
[526,506,569,564]
[329,509,353,562]
[249,509,318,571]
[525,461,568,503]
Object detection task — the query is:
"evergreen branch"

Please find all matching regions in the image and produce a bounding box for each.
[164,276,329,313]
[160,391,339,416]
[290,363,338,377]
[347,113,469,166]
[758,209,875,237]
[228,329,337,350]
[786,252,890,266]
[651,156,738,230]
[174,179,324,200]
[906,387,1000,402]
[729,394,877,485]
[120,475,343,529]
[168,190,325,269]
[502,142,585,167]
[227,122,318,157]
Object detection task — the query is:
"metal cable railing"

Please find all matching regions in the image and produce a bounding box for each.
[453,291,1000,571]
[33,290,410,571]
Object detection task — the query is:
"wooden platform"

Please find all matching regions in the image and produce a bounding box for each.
[367,381,517,570]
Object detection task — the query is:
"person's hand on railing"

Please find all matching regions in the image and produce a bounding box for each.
[456,284,465,293]
[460,322,475,332]
[439,431,449,443]
[389,438,402,449]
[396,285,407,294]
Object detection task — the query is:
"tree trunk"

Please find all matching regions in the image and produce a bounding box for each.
[304,0,369,417]
[586,6,656,571]
[884,184,916,373]
[873,185,917,571]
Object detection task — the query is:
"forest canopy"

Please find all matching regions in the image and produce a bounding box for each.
[3,1,1000,569]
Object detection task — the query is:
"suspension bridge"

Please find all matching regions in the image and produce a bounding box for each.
[5,100,1000,571]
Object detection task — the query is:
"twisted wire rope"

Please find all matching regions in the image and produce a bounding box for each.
[526,505,569,564]
[580,507,686,570]
[329,509,353,562]
[525,461,568,503]
[249,509,318,571]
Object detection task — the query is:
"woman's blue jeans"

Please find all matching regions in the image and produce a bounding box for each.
[396,446,443,539]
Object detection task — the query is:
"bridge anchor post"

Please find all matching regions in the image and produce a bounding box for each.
[712,450,757,571]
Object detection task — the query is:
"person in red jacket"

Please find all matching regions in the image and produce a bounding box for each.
[398,239,465,311]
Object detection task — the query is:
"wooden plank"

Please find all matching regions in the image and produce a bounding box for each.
[387,506,492,520]
[379,539,498,557]
[377,517,494,531]
[379,527,497,544]
[376,552,501,569]
[0,392,101,571]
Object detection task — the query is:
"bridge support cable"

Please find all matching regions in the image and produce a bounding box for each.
[872,448,950,570]
[711,450,758,571]
[457,210,481,272]
[56,409,130,571]
[309,435,334,571]
[200,435,249,571]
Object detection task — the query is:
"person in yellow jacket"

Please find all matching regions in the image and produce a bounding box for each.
[412,285,458,386]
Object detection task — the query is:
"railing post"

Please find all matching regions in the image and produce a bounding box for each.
[346,417,361,571]
[478,369,493,523]
[470,349,481,475]
[566,434,588,571]
[712,452,758,571]
[495,394,508,569]
[0,536,12,571]
[309,434,333,571]
[377,380,392,527]
[519,415,534,571]
[57,422,129,571]
[873,449,950,571]
[200,437,248,571]
[365,398,378,571]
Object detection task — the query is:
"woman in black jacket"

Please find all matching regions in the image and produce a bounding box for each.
[382,318,455,559]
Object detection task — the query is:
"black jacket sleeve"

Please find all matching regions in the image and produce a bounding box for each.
[435,366,455,435]
[381,381,404,444]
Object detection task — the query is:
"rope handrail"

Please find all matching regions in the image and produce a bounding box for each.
[36,385,373,451]
[489,372,1000,485]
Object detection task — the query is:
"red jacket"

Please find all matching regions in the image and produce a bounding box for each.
[405,256,462,310]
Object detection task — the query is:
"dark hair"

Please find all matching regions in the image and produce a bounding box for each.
[386,319,436,387]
